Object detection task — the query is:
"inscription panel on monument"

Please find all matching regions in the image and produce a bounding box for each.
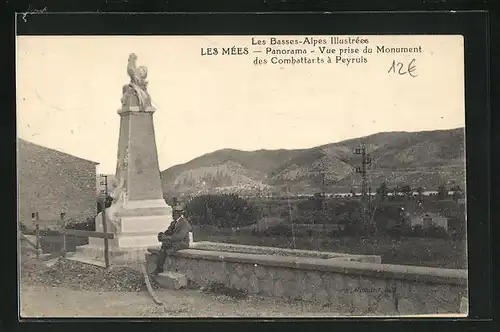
[126,112,164,201]
[115,111,130,188]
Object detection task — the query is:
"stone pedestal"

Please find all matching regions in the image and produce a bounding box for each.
[79,107,172,264]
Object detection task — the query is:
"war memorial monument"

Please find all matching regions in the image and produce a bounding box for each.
[77,53,173,263]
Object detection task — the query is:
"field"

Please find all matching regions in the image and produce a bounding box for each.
[194,230,467,269]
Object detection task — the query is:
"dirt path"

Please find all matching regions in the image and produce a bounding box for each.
[19,240,345,318]
[20,284,343,317]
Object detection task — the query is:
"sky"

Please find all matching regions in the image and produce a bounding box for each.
[16,35,465,174]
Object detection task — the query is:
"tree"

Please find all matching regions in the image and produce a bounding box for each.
[400,184,413,199]
[416,186,424,204]
[313,192,325,211]
[450,185,464,201]
[185,194,257,228]
[376,182,389,201]
[437,184,448,199]
[392,185,400,197]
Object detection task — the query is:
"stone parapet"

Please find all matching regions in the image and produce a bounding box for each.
[190,241,382,263]
[177,249,466,285]
[145,244,468,316]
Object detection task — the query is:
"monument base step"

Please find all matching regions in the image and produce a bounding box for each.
[65,252,107,268]
[76,244,160,265]
[88,233,164,249]
[154,271,187,290]
[44,257,61,267]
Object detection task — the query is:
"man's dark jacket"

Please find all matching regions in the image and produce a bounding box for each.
[159,215,191,253]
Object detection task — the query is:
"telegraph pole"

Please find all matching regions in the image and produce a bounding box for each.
[319,156,326,228]
[354,144,372,227]
[99,174,110,268]
[286,184,296,249]
[322,170,327,229]
[368,185,372,216]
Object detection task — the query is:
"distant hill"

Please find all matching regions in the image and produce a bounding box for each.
[161,128,465,196]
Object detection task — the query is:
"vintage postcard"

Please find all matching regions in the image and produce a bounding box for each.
[17,34,467,318]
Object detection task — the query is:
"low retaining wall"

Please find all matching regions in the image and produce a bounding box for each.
[190,241,382,263]
[146,243,468,316]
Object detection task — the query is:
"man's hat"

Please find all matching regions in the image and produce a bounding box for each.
[173,204,185,212]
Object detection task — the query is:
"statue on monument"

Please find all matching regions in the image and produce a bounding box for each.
[121,53,154,112]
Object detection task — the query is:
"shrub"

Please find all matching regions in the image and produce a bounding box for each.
[185,194,257,228]
[297,198,317,212]
[342,223,366,236]
[424,225,449,238]
[386,224,411,237]
[267,224,293,237]
[234,227,254,237]
[447,216,466,239]
[401,224,449,238]
[409,225,426,237]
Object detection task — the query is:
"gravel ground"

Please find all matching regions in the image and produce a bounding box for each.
[20,284,345,317]
[19,242,344,317]
[22,258,154,293]
[20,242,162,292]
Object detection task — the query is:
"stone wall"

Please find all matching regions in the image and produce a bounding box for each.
[146,246,467,316]
[190,241,382,263]
[17,139,98,229]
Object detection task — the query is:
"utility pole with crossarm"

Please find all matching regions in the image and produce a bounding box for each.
[98,174,110,268]
[354,144,372,228]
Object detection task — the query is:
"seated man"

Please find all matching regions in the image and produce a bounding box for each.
[150,205,192,275]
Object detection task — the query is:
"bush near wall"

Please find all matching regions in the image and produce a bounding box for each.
[185,194,258,228]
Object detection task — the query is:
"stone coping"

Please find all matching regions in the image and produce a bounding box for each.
[189,241,381,261]
[167,249,467,286]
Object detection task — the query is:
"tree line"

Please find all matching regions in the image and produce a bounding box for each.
[83,182,465,234]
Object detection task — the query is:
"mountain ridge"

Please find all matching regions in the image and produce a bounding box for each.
[161,127,465,195]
